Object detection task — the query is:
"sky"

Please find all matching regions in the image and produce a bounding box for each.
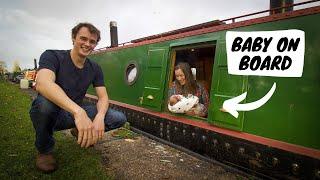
[0,0,317,71]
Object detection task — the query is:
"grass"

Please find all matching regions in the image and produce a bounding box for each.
[111,126,138,139]
[0,80,111,179]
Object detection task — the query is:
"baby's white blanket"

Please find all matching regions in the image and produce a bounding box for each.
[168,94,199,113]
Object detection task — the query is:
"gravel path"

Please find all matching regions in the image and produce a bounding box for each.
[22,88,248,180]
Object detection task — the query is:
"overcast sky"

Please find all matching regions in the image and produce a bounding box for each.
[0,0,316,71]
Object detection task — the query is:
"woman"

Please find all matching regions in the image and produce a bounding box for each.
[168,62,209,117]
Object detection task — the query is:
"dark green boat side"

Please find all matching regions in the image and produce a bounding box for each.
[87,3,320,179]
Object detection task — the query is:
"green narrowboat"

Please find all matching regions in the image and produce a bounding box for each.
[87,1,320,179]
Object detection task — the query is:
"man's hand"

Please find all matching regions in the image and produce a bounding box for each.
[92,113,105,143]
[74,108,94,148]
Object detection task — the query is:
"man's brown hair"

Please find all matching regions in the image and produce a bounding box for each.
[71,22,101,43]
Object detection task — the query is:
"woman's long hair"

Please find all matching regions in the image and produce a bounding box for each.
[174,62,197,96]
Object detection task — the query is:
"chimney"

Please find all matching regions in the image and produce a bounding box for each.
[270,0,293,15]
[110,21,118,47]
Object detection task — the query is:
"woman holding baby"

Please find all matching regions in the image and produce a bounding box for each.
[168,62,209,117]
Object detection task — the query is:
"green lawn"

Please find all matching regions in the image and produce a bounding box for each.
[0,80,111,179]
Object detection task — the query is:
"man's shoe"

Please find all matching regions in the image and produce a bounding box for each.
[36,153,57,173]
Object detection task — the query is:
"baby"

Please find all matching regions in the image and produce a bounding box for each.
[168,94,204,116]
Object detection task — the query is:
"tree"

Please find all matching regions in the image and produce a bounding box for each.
[12,60,21,73]
[0,61,7,75]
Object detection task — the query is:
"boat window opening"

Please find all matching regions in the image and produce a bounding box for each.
[125,62,139,86]
[175,46,215,94]
[168,45,216,119]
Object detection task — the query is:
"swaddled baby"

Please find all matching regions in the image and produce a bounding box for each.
[168,94,204,115]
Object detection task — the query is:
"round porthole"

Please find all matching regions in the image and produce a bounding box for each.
[125,62,139,85]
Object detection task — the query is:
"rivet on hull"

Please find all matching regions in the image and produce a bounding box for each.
[255,152,261,159]
[272,157,279,167]
[192,132,196,138]
[315,170,320,178]
[292,163,299,175]
[167,135,170,141]
[239,147,245,154]
[225,143,231,150]
[202,135,206,142]
[213,139,218,147]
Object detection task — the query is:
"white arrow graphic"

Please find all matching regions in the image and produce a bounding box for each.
[222,82,277,118]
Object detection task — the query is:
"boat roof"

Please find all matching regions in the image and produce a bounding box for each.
[92,0,320,54]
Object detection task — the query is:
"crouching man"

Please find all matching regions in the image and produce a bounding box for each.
[29,22,127,173]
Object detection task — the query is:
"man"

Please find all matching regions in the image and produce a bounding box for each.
[29,23,127,173]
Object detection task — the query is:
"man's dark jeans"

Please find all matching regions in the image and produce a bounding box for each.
[29,94,127,154]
